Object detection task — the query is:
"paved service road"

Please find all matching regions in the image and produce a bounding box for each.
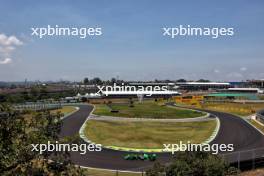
[59,104,264,171]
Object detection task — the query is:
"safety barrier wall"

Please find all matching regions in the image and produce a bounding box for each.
[256,111,264,124]
[13,103,62,111]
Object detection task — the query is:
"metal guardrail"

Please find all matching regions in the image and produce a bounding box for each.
[256,111,264,124]
[11,102,87,111]
[221,147,264,170]
[84,168,146,176]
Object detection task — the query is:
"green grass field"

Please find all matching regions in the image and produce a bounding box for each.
[201,102,264,116]
[93,101,205,119]
[84,120,216,149]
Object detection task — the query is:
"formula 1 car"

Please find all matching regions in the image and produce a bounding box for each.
[124,153,157,161]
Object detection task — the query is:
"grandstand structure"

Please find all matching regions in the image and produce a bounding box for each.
[247,79,264,88]
[175,82,232,91]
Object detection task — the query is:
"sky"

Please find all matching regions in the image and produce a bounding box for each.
[0,0,264,82]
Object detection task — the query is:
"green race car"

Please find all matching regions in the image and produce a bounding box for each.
[124,153,157,161]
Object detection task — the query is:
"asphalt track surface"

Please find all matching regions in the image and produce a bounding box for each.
[59,104,264,171]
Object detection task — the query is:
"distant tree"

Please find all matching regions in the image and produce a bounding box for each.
[30,87,39,100]
[21,91,31,102]
[83,77,89,84]
[0,104,85,175]
[0,94,6,102]
[176,79,187,82]
[6,94,24,103]
[10,84,17,89]
[197,79,210,82]
[146,152,239,176]
[39,86,48,100]
[146,162,165,176]
[111,78,117,84]
[91,77,102,85]
[80,97,87,102]
[1,88,77,103]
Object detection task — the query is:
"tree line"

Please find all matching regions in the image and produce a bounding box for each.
[0,104,86,175]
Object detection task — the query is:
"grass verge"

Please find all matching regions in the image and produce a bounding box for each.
[94,101,205,119]
[84,120,216,149]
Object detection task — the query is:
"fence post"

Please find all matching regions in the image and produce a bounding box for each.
[238,152,241,170]
[252,150,255,170]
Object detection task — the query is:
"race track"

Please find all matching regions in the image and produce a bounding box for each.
[59,104,264,171]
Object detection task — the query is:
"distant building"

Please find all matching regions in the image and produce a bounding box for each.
[247,79,264,88]
[176,82,232,91]
[99,90,180,98]
[128,82,176,90]
[227,88,263,94]
[205,93,259,100]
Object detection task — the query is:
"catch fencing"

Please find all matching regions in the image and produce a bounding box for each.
[13,103,62,111]
[221,147,264,171]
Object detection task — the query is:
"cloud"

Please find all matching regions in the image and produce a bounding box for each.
[0,58,12,64]
[226,72,243,79]
[0,33,23,65]
[0,34,23,46]
[0,46,15,54]
[213,69,220,73]
[240,67,247,72]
